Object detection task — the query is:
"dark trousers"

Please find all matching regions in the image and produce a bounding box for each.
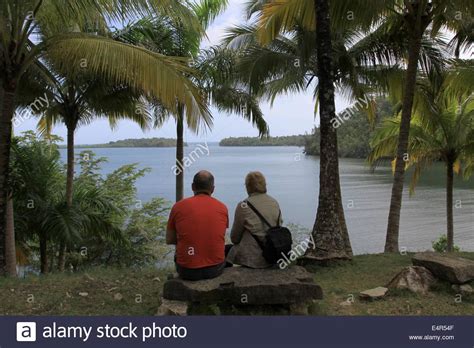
[176,262,225,281]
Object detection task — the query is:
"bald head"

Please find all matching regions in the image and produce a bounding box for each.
[192,170,215,195]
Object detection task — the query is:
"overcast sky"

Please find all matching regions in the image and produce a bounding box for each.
[14,0,354,144]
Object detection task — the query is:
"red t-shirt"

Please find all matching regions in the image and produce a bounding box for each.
[167,194,228,269]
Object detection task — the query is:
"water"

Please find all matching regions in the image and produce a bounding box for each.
[60,145,474,254]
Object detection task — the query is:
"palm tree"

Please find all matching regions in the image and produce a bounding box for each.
[118,6,268,202]
[10,132,64,273]
[370,63,474,252]
[310,0,351,260]
[240,0,358,260]
[223,2,382,260]
[332,0,473,253]
[0,0,209,274]
[236,0,473,254]
[18,64,152,270]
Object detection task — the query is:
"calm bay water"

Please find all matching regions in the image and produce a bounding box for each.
[60,145,474,254]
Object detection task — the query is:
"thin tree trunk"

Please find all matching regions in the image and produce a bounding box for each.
[49,246,55,271]
[175,105,185,202]
[384,26,424,253]
[446,158,454,252]
[39,234,49,274]
[66,125,75,208]
[58,125,75,271]
[0,86,16,276]
[304,0,352,261]
[5,193,16,276]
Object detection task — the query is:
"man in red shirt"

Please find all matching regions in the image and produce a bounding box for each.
[166,170,228,280]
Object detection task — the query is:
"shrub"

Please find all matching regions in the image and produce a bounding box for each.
[432,235,460,253]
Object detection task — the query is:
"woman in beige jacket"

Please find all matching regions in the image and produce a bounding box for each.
[226,171,282,268]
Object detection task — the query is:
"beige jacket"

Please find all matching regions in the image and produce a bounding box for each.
[226,193,282,268]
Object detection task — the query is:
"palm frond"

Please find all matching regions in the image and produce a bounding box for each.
[44,33,211,125]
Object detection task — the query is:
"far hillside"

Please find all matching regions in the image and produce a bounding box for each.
[219,135,308,147]
[304,99,394,158]
[219,99,394,159]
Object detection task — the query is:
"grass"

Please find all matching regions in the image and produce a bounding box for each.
[309,252,474,315]
[0,267,168,315]
[0,253,473,316]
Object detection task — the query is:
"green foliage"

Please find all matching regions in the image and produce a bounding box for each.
[11,134,170,272]
[220,135,307,146]
[10,132,65,261]
[69,151,170,269]
[119,198,172,267]
[369,66,474,191]
[432,235,460,253]
[304,99,394,158]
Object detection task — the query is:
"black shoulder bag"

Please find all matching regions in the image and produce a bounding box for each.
[245,201,293,264]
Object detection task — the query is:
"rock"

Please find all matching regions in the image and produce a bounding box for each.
[452,284,473,295]
[412,252,474,284]
[339,301,353,307]
[386,266,436,294]
[163,266,322,305]
[359,287,388,300]
[156,299,188,316]
[460,284,473,294]
[84,273,95,281]
[114,293,123,301]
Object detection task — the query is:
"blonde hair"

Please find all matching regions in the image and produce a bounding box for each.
[245,171,267,194]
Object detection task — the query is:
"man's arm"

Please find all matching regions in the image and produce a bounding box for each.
[166,227,177,245]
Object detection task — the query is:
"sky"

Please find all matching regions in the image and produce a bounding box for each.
[14,0,354,144]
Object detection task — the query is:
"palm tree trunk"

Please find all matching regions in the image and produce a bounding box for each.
[39,233,49,274]
[0,86,16,276]
[336,178,353,256]
[446,158,454,252]
[384,28,424,253]
[66,125,75,208]
[5,193,16,276]
[58,125,75,271]
[304,0,352,262]
[175,105,185,202]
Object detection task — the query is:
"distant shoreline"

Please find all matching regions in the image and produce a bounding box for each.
[219,135,308,147]
[58,137,185,149]
[61,144,182,149]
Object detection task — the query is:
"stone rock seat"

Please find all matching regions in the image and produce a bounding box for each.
[159,266,322,315]
[412,252,474,284]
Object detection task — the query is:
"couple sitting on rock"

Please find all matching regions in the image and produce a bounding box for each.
[166,170,284,281]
